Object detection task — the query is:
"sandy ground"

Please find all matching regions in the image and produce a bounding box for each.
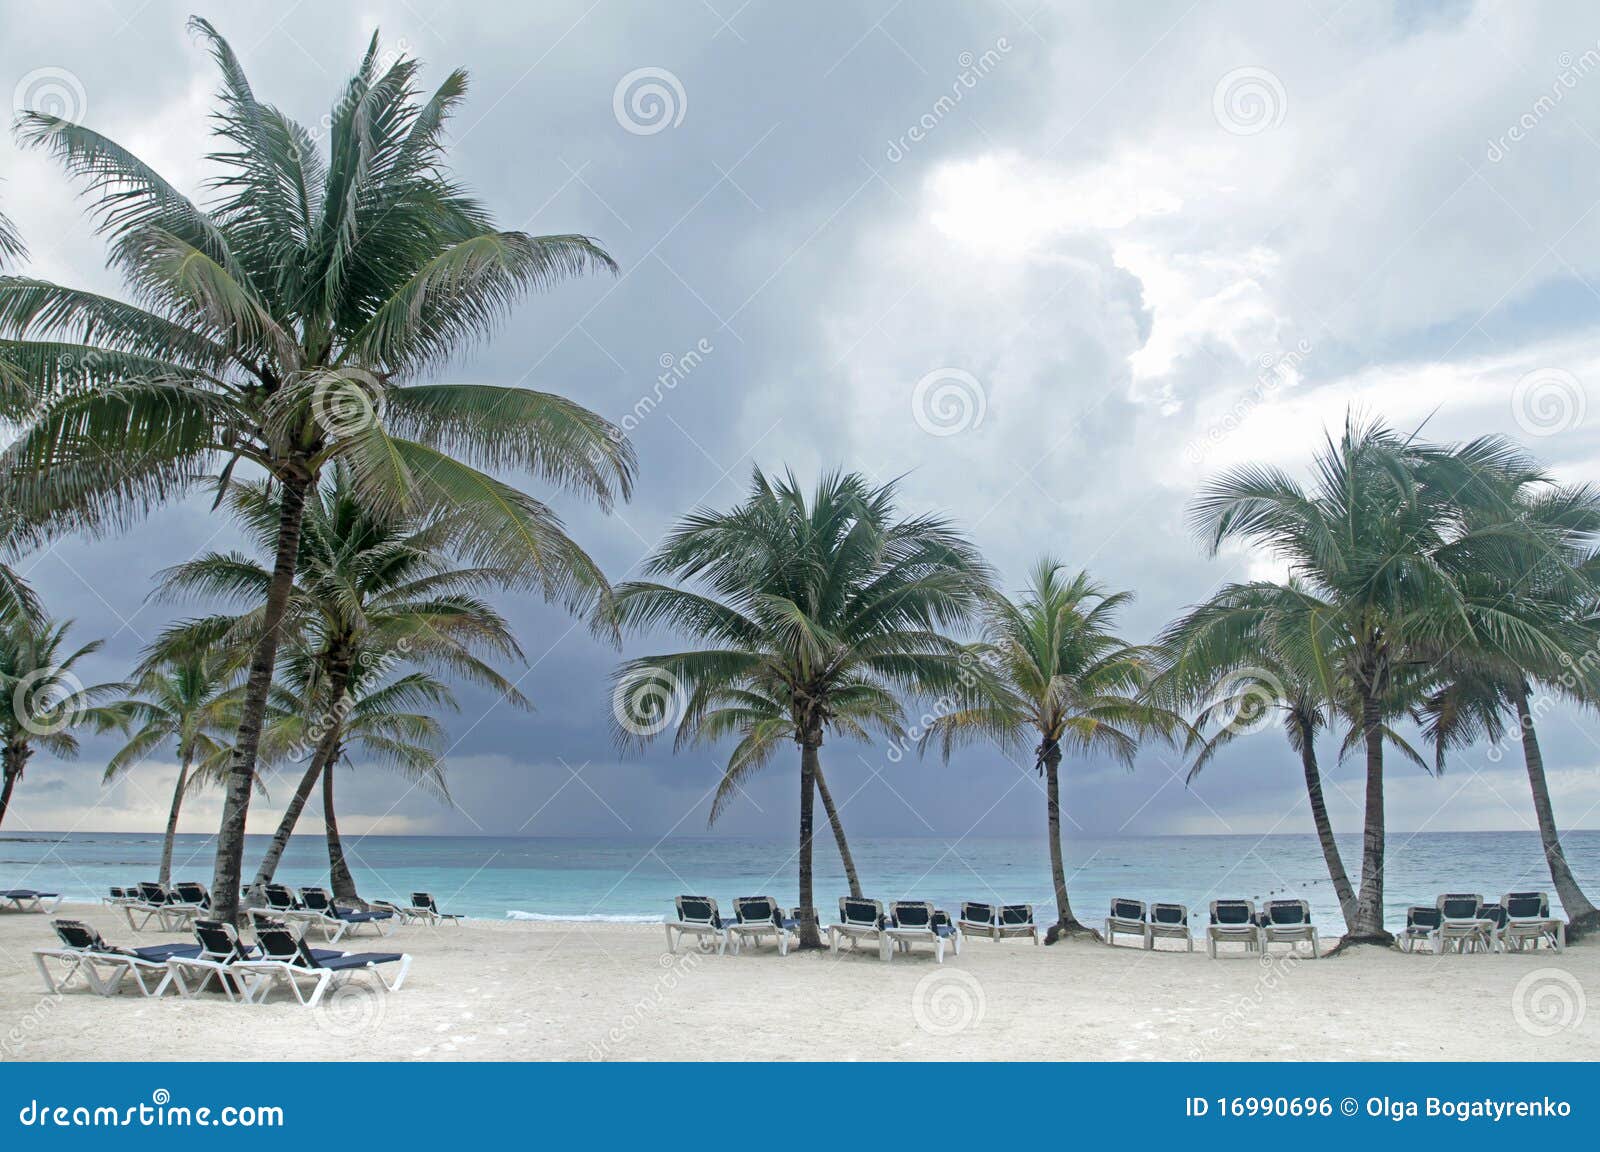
[0,902,1595,1061]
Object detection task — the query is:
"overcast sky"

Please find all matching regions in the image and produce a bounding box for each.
[3,0,1600,848]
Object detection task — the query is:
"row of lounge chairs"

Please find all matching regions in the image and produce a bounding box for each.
[34,917,411,1007]
[1400,893,1565,954]
[667,896,1041,962]
[1106,898,1321,958]
[106,881,463,939]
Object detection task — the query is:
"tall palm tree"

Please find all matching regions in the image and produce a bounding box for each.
[612,469,992,948]
[1,20,634,922]
[922,560,1186,941]
[0,198,40,626]
[0,616,122,827]
[1187,416,1547,943]
[149,468,527,897]
[103,651,242,885]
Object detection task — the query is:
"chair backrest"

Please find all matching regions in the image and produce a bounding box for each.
[1405,905,1442,930]
[839,897,884,927]
[1110,897,1146,922]
[675,895,719,925]
[1503,891,1549,920]
[1479,903,1507,928]
[1265,899,1310,926]
[891,901,934,928]
[193,919,245,961]
[174,882,209,906]
[52,919,109,952]
[1000,904,1033,926]
[1211,899,1255,925]
[411,892,440,913]
[299,887,332,912]
[734,896,779,925]
[1437,893,1482,920]
[138,882,168,904]
[254,924,315,966]
[1150,902,1188,926]
[109,887,127,899]
[263,884,298,910]
[960,901,996,924]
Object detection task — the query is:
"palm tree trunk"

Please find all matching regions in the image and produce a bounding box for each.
[0,750,20,829]
[1349,687,1392,944]
[796,738,822,948]
[1296,722,1357,932]
[1043,742,1091,942]
[248,664,353,896]
[324,765,360,904]
[1515,682,1600,935]
[210,469,311,924]
[813,760,862,898]
[157,750,193,888]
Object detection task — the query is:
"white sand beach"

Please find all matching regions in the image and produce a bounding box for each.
[1,904,1593,1061]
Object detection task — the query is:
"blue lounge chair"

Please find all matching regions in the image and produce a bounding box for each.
[407,892,465,927]
[1499,891,1564,952]
[0,888,63,914]
[233,922,412,1007]
[665,895,734,955]
[296,886,397,942]
[1207,899,1261,957]
[1105,898,1148,948]
[1260,898,1319,957]
[730,895,799,955]
[827,897,890,960]
[34,918,200,997]
[1436,893,1492,954]
[885,900,960,963]
[122,881,199,933]
[1148,902,1192,951]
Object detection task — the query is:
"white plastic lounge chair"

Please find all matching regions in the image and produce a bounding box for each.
[957,901,998,940]
[164,918,260,1003]
[296,886,397,942]
[996,903,1040,944]
[1147,902,1192,951]
[828,897,891,960]
[406,892,465,926]
[1105,898,1148,948]
[231,922,411,1007]
[105,886,141,906]
[1435,893,1492,954]
[1260,898,1319,957]
[1207,899,1261,957]
[122,882,200,933]
[885,900,960,963]
[33,919,199,997]
[1400,905,1442,953]
[730,896,799,955]
[367,898,425,925]
[1498,891,1565,952]
[664,895,735,955]
[170,881,211,910]
[0,888,63,913]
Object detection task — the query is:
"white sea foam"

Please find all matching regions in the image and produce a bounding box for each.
[504,910,661,923]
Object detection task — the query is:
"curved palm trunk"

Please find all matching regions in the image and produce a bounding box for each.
[796,739,823,948]
[211,470,311,924]
[1515,683,1599,935]
[1349,688,1392,944]
[157,750,194,888]
[0,746,23,829]
[324,766,360,904]
[248,666,353,897]
[1295,722,1357,932]
[813,760,862,898]
[1042,743,1091,942]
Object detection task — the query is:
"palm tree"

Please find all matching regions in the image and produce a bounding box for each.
[1186,416,1545,943]
[1,21,634,921]
[149,468,527,898]
[103,651,242,885]
[0,616,122,827]
[612,469,992,948]
[922,560,1186,941]
[0,198,40,626]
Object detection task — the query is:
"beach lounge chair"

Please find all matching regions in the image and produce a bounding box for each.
[1435,893,1492,954]
[232,922,411,1007]
[170,881,211,909]
[665,895,735,955]
[296,886,397,942]
[1207,899,1261,957]
[996,903,1041,944]
[1105,898,1148,948]
[33,919,199,997]
[1400,906,1442,953]
[106,886,140,906]
[122,881,199,933]
[729,895,800,955]
[957,901,998,940]
[1147,902,1193,951]
[0,888,63,913]
[407,892,465,926]
[827,897,891,961]
[246,883,330,938]
[164,919,259,1002]
[1498,891,1565,952]
[885,900,960,963]
[1259,898,1319,957]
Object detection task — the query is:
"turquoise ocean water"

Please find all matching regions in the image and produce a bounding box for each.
[3,829,1596,935]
